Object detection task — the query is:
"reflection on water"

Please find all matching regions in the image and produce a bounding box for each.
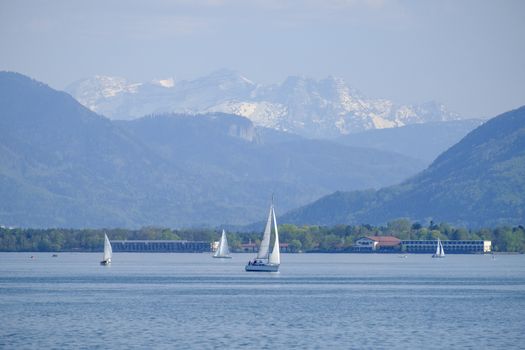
[1,253,524,349]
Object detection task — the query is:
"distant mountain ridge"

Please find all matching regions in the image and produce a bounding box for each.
[66,69,462,139]
[282,106,525,227]
[336,119,484,163]
[0,72,426,228]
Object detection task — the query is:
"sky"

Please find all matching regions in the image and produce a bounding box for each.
[0,0,524,118]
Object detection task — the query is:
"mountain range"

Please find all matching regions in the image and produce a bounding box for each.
[66,69,462,139]
[282,106,525,227]
[0,72,426,228]
[3,71,521,229]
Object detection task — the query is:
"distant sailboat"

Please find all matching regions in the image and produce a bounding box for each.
[100,233,112,265]
[213,229,232,259]
[432,237,445,258]
[245,202,280,272]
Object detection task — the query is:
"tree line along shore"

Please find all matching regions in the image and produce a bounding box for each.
[0,220,524,253]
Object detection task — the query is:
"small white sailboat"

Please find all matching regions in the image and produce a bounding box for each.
[100,233,112,265]
[432,237,445,258]
[245,202,280,272]
[213,229,232,259]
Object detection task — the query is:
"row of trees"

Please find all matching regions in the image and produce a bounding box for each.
[1,219,524,252]
[271,220,525,253]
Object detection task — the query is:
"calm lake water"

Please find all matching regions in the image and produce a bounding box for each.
[1,253,524,349]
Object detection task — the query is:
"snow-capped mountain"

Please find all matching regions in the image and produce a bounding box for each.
[66,69,461,138]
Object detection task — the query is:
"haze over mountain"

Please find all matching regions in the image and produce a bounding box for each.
[282,106,525,227]
[66,69,462,139]
[0,72,426,228]
[337,119,484,164]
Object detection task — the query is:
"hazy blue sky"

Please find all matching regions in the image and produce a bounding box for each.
[1,0,524,118]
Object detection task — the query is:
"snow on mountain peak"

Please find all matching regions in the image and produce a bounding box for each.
[65,75,141,113]
[66,71,462,138]
[87,75,141,97]
[240,75,255,85]
[152,78,175,88]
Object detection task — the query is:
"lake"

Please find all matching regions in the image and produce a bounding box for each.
[1,253,524,349]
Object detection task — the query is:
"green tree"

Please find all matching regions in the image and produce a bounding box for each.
[289,239,302,253]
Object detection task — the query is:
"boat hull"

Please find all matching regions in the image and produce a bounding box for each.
[213,255,232,259]
[245,263,279,272]
[100,259,111,265]
[432,255,445,258]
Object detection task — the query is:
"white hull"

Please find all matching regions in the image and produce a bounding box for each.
[245,263,279,272]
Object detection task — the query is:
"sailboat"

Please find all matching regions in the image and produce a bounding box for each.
[213,229,232,259]
[432,237,445,258]
[245,202,280,272]
[100,233,113,265]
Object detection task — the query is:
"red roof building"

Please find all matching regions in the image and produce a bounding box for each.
[355,236,401,251]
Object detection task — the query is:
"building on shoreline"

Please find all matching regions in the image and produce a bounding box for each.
[401,240,492,253]
[352,236,492,254]
[111,240,211,252]
[354,236,402,252]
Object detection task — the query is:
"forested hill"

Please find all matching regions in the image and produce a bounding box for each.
[282,105,525,227]
[0,72,425,228]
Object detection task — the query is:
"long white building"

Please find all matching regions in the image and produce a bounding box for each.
[111,240,211,252]
[401,240,492,253]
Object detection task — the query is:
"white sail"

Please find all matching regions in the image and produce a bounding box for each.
[246,200,280,272]
[268,206,280,265]
[257,205,273,259]
[433,238,445,258]
[439,240,445,257]
[103,233,112,261]
[214,229,230,257]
